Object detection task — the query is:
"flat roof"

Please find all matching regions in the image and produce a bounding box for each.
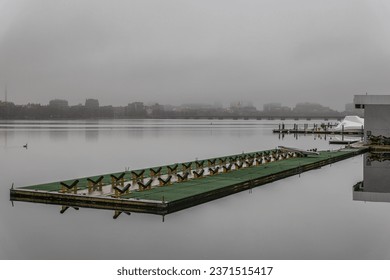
[354,95,390,105]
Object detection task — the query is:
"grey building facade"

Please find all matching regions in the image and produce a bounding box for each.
[354,95,390,142]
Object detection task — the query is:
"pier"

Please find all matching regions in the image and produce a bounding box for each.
[273,123,364,136]
[10,145,368,216]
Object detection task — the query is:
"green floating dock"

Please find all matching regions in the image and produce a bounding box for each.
[10,146,368,216]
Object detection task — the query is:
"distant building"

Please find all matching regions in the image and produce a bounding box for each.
[263,103,282,112]
[263,103,291,115]
[49,99,68,109]
[128,102,145,112]
[146,103,164,116]
[229,101,242,111]
[294,102,322,113]
[180,103,217,110]
[126,102,146,117]
[229,101,258,115]
[293,102,338,116]
[240,105,258,113]
[0,100,15,119]
[99,105,114,118]
[85,99,99,109]
[113,106,126,118]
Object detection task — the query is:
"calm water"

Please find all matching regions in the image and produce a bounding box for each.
[1,119,389,260]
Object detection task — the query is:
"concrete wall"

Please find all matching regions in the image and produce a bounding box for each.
[364,104,390,138]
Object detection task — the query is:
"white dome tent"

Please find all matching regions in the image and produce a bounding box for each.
[332,116,364,132]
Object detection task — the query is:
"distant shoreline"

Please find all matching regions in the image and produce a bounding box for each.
[0,115,352,121]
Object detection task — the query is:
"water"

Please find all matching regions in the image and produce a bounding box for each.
[1,119,389,260]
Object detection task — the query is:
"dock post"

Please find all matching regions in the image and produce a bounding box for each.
[298,162,301,177]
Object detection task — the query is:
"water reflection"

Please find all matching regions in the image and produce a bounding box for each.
[58,205,133,220]
[49,130,69,142]
[353,153,390,203]
[85,129,99,142]
[6,119,390,260]
[276,131,363,144]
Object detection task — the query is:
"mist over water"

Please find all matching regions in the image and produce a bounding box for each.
[1,119,390,259]
[2,1,390,108]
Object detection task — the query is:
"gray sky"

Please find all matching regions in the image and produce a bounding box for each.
[1,0,390,110]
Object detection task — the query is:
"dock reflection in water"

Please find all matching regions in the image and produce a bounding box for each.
[353,152,390,203]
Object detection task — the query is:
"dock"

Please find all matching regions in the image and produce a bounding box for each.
[273,123,364,136]
[10,146,368,216]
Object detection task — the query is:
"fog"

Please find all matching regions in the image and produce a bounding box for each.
[1,0,390,110]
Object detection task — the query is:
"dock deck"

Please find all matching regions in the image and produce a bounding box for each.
[10,146,368,216]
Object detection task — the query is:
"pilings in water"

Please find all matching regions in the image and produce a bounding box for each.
[274,122,364,144]
[276,122,334,133]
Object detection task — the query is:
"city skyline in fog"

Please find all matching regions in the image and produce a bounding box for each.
[0,94,359,111]
[1,0,390,110]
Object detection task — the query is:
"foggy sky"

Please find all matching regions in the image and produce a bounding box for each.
[1,0,390,110]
